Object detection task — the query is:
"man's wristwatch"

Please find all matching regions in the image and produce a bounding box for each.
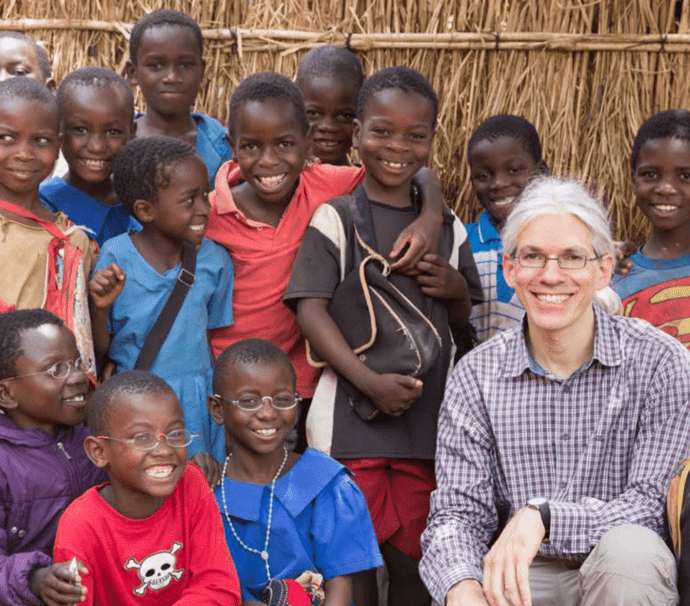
[526,497,551,540]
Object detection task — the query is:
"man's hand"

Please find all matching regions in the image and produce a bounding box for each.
[482,507,544,606]
[446,579,490,606]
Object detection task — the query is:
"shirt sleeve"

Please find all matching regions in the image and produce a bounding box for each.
[419,356,499,604]
[311,471,383,580]
[283,203,345,312]
[205,242,234,330]
[174,467,241,606]
[0,495,51,606]
[449,216,483,305]
[548,344,690,554]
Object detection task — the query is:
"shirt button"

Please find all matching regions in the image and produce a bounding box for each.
[18,530,25,538]
[10,526,17,534]
[561,482,567,488]
[563,385,570,393]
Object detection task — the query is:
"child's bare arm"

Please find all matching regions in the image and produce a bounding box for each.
[323,575,352,606]
[390,167,443,274]
[416,254,472,332]
[30,561,88,606]
[297,298,423,416]
[88,263,125,360]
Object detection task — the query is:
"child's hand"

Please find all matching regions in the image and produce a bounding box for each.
[614,240,636,275]
[365,373,423,416]
[416,254,467,299]
[30,561,88,606]
[89,263,126,309]
[191,452,223,487]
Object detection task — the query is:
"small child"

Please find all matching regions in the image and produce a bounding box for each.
[53,370,241,606]
[295,45,362,166]
[89,136,233,463]
[611,109,690,347]
[40,67,138,247]
[285,67,483,606]
[0,77,95,366]
[0,309,104,606]
[125,9,232,188]
[208,338,382,605]
[465,114,548,341]
[0,31,54,88]
[206,72,443,453]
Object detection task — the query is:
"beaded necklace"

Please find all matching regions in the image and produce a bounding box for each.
[220,445,289,583]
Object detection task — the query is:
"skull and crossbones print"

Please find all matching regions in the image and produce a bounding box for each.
[124,541,185,595]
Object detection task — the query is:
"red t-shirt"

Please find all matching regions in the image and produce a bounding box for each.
[207,161,364,397]
[53,465,240,606]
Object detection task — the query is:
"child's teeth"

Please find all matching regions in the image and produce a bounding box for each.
[64,395,85,405]
[189,224,205,233]
[493,197,515,207]
[255,428,277,436]
[383,160,406,169]
[82,159,108,169]
[656,205,678,212]
[146,465,173,478]
[259,174,286,187]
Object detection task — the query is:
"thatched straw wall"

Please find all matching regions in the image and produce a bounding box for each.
[3,1,690,242]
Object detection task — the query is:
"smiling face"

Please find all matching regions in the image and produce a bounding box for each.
[0,323,89,435]
[145,155,210,246]
[210,360,297,461]
[0,37,46,83]
[301,75,358,165]
[470,135,543,228]
[61,84,133,190]
[503,212,613,339]
[127,24,204,119]
[230,98,309,210]
[353,88,435,206]
[633,137,690,235]
[97,390,187,519]
[0,97,59,204]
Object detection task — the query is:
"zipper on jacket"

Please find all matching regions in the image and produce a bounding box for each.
[57,442,71,459]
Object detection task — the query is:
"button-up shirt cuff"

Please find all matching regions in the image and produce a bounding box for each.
[548,500,590,555]
[420,549,483,605]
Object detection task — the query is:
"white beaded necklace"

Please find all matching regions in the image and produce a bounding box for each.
[220,445,289,584]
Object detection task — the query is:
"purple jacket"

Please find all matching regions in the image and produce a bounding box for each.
[0,414,105,605]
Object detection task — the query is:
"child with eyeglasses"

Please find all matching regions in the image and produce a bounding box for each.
[53,370,241,606]
[207,338,382,606]
[0,309,104,606]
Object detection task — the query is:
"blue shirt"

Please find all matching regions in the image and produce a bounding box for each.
[465,210,524,342]
[193,112,232,189]
[95,235,234,462]
[215,448,383,602]
[40,177,140,247]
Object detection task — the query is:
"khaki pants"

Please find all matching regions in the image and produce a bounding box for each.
[530,525,678,606]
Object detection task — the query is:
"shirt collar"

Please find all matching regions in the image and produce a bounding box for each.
[504,303,621,378]
[478,210,502,245]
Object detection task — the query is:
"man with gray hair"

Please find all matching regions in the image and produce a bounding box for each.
[421,175,690,606]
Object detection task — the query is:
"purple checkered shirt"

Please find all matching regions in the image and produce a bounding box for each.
[420,305,690,604]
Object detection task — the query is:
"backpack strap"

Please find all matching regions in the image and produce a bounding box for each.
[134,241,197,371]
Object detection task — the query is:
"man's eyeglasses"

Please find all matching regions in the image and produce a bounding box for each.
[512,252,599,270]
[212,393,301,412]
[96,429,198,451]
[5,357,94,381]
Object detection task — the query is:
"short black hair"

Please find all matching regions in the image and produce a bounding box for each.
[467,114,543,165]
[88,370,176,435]
[0,309,64,380]
[630,110,690,172]
[129,9,203,65]
[57,66,134,127]
[213,338,296,393]
[113,135,198,215]
[0,32,52,82]
[0,77,58,126]
[357,66,438,128]
[296,45,364,91]
[228,72,309,140]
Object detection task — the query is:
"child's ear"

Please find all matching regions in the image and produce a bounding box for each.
[207,395,225,426]
[133,199,154,225]
[46,77,57,92]
[352,119,362,151]
[538,160,550,175]
[84,435,109,468]
[123,61,138,86]
[129,120,137,140]
[0,380,18,412]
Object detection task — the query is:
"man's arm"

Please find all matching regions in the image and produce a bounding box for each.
[419,358,499,604]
